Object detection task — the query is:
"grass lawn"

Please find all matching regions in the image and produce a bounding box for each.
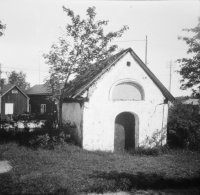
[0,142,200,195]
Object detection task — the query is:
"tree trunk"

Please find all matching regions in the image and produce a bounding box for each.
[58,97,63,131]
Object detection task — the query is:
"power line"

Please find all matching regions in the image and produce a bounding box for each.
[113,39,145,43]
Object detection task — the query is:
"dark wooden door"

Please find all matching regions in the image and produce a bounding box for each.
[114,124,125,152]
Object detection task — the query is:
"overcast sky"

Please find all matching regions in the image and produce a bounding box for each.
[0,0,200,97]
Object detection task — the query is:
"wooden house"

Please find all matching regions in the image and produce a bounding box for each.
[0,84,29,115]
[27,84,56,114]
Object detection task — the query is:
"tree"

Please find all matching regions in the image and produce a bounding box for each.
[0,20,6,36]
[8,71,30,91]
[167,101,200,150]
[0,78,7,85]
[0,21,6,114]
[0,21,6,84]
[43,6,128,127]
[177,17,200,95]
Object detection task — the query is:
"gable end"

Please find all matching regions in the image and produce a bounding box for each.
[63,48,174,102]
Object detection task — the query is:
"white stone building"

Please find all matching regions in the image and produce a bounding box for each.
[62,48,174,152]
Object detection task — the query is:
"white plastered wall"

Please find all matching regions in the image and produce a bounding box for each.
[82,53,169,151]
[62,102,83,145]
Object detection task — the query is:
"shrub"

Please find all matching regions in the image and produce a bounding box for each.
[0,112,47,132]
[60,121,77,144]
[29,130,74,150]
[167,101,200,151]
[0,115,15,130]
[29,134,51,149]
[41,113,58,132]
[0,113,77,149]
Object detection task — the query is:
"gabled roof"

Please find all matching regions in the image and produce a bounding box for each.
[64,48,175,102]
[1,84,29,99]
[1,84,15,95]
[26,84,51,95]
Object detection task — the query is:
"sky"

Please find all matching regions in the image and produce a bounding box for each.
[0,0,200,97]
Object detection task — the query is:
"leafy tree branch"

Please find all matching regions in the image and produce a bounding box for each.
[7,71,30,91]
[177,17,200,95]
[0,20,6,36]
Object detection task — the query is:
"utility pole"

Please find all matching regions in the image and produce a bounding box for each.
[145,35,147,66]
[169,60,172,93]
[166,61,176,93]
[38,52,41,84]
[113,37,147,65]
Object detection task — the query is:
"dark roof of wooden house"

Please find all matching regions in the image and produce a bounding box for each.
[1,84,29,98]
[63,48,175,102]
[26,84,51,95]
[1,84,15,95]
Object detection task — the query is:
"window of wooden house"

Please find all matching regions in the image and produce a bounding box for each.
[112,82,144,101]
[12,90,18,94]
[5,103,14,114]
[40,104,46,113]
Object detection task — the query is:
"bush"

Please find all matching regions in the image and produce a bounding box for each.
[0,112,47,132]
[60,121,77,144]
[28,130,74,150]
[167,101,200,151]
[29,134,51,149]
[0,113,77,150]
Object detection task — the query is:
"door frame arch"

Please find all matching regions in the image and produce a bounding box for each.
[114,111,139,151]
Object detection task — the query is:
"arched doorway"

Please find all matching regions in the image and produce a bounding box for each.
[114,112,136,152]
